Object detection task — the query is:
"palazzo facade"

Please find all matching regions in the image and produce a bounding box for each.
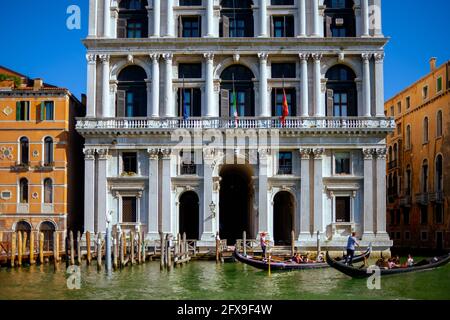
[78,0,393,250]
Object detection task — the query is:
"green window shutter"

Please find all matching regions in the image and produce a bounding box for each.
[40,102,45,121]
[25,102,29,120]
[16,102,21,121]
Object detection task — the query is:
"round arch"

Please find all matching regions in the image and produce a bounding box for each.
[110,57,151,81]
[13,220,32,232]
[325,64,357,117]
[39,221,56,251]
[214,57,259,80]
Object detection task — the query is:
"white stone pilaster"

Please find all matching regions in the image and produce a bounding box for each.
[258,149,269,235]
[362,53,372,117]
[153,0,161,37]
[299,148,312,240]
[147,149,160,239]
[299,53,309,117]
[103,0,110,37]
[166,0,174,37]
[376,148,389,239]
[84,149,96,233]
[258,53,269,117]
[86,54,97,117]
[204,53,215,117]
[150,54,160,117]
[100,54,110,118]
[374,53,385,117]
[206,0,214,37]
[313,53,324,116]
[373,0,383,36]
[97,148,109,233]
[312,0,320,36]
[88,0,98,37]
[201,148,215,241]
[259,0,268,37]
[163,53,174,117]
[361,0,370,37]
[363,148,375,239]
[161,149,173,234]
[313,148,324,234]
[298,0,306,37]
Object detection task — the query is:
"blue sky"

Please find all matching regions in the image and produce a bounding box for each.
[0,0,449,101]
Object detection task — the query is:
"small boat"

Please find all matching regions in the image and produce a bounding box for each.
[326,252,450,278]
[234,245,372,271]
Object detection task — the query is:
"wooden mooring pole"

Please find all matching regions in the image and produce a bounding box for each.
[22,232,27,259]
[159,232,165,270]
[120,231,124,268]
[53,232,58,270]
[137,231,142,264]
[18,231,23,267]
[183,232,187,260]
[30,231,35,265]
[77,231,82,265]
[166,234,172,271]
[243,231,247,256]
[291,230,295,257]
[86,231,91,265]
[130,231,135,265]
[39,232,44,265]
[70,231,75,266]
[113,229,118,270]
[10,232,16,267]
[215,232,220,263]
[97,233,102,270]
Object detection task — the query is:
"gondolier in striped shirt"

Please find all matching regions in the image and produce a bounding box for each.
[345,232,360,266]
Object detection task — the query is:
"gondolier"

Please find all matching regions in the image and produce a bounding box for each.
[345,232,360,266]
[260,232,268,259]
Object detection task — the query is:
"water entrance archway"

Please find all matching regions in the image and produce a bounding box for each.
[273,191,295,245]
[219,164,255,245]
[179,191,200,240]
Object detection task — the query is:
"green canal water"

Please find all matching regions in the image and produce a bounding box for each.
[1,260,449,300]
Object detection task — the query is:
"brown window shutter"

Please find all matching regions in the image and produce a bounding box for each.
[325,16,332,37]
[178,16,183,37]
[326,89,334,116]
[270,16,274,37]
[222,15,229,38]
[117,90,126,117]
[117,19,127,38]
[220,89,229,117]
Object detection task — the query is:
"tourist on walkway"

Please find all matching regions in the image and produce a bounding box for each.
[345,232,360,266]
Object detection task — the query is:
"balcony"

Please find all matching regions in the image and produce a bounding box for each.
[35,161,54,172]
[399,195,412,207]
[277,164,292,175]
[76,117,396,134]
[180,164,197,175]
[10,162,30,172]
[429,191,444,203]
[415,193,429,206]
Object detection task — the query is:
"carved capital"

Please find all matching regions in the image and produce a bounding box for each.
[203,147,215,159]
[147,148,159,160]
[150,53,160,62]
[160,148,172,159]
[299,148,312,160]
[86,54,97,64]
[375,148,387,160]
[299,53,310,61]
[97,148,110,159]
[203,53,214,61]
[83,148,96,160]
[361,53,372,62]
[258,148,270,160]
[258,52,269,62]
[312,53,323,61]
[362,148,375,160]
[99,54,110,63]
[374,53,385,63]
[163,53,173,61]
[313,148,325,159]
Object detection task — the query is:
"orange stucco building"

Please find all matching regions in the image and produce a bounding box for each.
[385,58,450,252]
[0,66,85,243]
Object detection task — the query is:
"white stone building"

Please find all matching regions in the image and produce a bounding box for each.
[77,0,393,250]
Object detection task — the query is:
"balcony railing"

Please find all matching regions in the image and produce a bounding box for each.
[399,195,412,207]
[10,162,30,172]
[180,164,197,175]
[76,117,396,132]
[388,160,397,170]
[429,191,444,203]
[277,164,292,175]
[35,161,54,172]
[415,193,429,205]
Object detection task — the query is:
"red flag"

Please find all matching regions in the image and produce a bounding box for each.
[280,89,289,126]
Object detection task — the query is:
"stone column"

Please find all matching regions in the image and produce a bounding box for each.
[298,0,306,37]
[86,54,97,117]
[100,54,110,118]
[206,0,214,37]
[201,148,215,241]
[153,0,160,37]
[103,0,110,37]
[312,0,320,36]
[258,53,269,117]
[258,149,269,235]
[160,148,173,234]
[166,0,174,37]
[375,148,389,239]
[361,0,370,37]
[84,149,96,233]
[259,0,268,37]
[299,53,309,117]
[313,148,324,234]
[373,0,383,36]
[204,53,215,117]
[374,53,385,117]
[150,54,160,117]
[299,148,312,240]
[313,53,324,117]
[88,0,98,37]
[363,148,374,239]
[362,53,372,117]
[147,149,160,239]
[163,53,175,117]
[97,148,109,234]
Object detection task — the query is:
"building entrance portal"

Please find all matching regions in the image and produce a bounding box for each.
[179,191,200,240]
[273,191,295,245]
[219,164,255,245]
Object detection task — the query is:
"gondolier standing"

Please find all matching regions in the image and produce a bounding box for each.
[260,232,268,260]
[345,232,360,266]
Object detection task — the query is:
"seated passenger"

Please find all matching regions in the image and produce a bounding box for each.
[388,258,400,269]
[316,252,325,263]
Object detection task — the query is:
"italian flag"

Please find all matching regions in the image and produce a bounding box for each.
[232,90,238,127]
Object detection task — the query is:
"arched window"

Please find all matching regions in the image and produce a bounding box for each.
[437,110,443,137]
[436,155,443,192]
[20,137,29,165]
[44,178,53,204]
[325,65,357,117]
[117,65,147,117]
[15,221,31,247]
[393,173,398,196]
[324,0,355,37]
[117,0,148,38]
[406,165,412,196]
[423,117,429,143]
[422,160,429,193]
[220,0,254,37]
[44,137,53,165]
[393,144,398,161]
[40,221,55,251]
[220,65,255,117]
[388,146,393,162]
[19,178,28,203]
[406,125,411,149]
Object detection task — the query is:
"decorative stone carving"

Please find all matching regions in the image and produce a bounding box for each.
[258,52,269,61]
[338,52,345,62]
[99,54,110,63]
[312,53,323,61]
[147,148,159,160]
[233,54,240,63]
[258,148,270,160]
[83,148,96,160]
[374,53,385,63]
[299,53,310,61]
[203,147,215,159]
[362,148,374,160]
[127,54,134,64]
[160,148,172,159]
[361,53,372,61]
[97,148,109,159]
[299,148,312,160]
[150,53,160,62]
[203,53,214,61]
[110,82,118,93]
[86,54,97,64]
[312,148,324,159]
[375,148,387,160]
[2,106,13,116]
[163,53,173,61]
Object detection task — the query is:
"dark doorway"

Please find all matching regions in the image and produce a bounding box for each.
[219,165,254,245]
[273,192,295,245]
[117,65,147,117]
[122,197,137,223]
[336,197,351,222]
[40,221,55,251]
[179,191,200,240]
[436,232,444,252]
[15,221,31,248]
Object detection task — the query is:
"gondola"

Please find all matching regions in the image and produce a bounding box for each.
[233,245,372,271]
[326,251,450,278]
